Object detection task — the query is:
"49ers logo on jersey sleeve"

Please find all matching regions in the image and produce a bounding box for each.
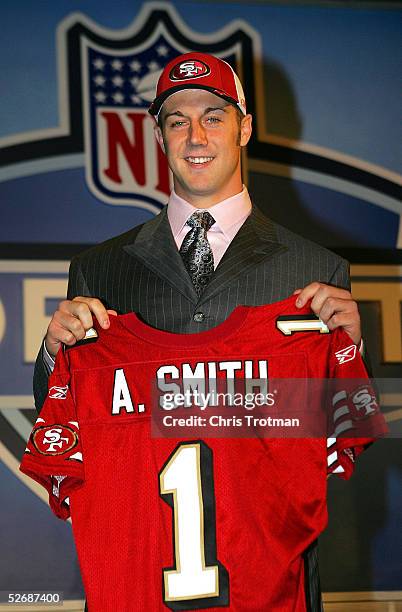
[31,425,78,455]
[169,59,210,81]
[349,385,379,419]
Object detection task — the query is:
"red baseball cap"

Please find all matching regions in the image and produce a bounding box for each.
[149,52,246,117]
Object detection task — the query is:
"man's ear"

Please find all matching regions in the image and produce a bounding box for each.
[154,124,166,154]
[240,114,252,147]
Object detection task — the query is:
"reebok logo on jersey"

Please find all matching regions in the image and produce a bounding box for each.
[49,385,69,399]
[335,344,357,365]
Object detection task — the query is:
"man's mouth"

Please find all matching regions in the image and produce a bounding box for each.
[185,156,214,165]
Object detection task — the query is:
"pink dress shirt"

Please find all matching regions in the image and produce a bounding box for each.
[167,187,252,268]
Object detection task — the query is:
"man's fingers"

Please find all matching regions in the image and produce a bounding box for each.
[54,307,92,337]
[71,296,110,329]
[318,297,357,325]
[53,325,83,347]
[58,298,93,329]
[314,296,343,324]
[295,282,351,309]
[295,282,322,307]
[46,311,88,350]
[45,297,110,358]
[325,312,351,331]
[310,290,352,315]
[293,282,361,344]
[57,296,109,329]
[324,312,360,343]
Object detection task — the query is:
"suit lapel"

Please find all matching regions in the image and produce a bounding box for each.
[123,205,287,304]
[123,207,198,302]
[198,206,287,304]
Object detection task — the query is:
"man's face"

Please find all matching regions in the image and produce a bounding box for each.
[154,90,252,207]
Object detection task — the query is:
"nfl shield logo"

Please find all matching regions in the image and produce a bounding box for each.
[82,39,174,213]
[78,4,255,213]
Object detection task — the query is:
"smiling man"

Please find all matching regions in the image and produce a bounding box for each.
[33,52,365,611]
[153,88,251,206]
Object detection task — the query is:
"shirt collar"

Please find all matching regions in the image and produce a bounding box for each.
[167,187,252,241]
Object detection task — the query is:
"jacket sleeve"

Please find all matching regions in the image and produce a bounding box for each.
[328,257,351,291]
[33,343,52,414]
[328,257,373,376]
[33,256,91,413]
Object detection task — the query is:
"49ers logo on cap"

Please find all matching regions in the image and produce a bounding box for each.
[31,425,78,456]
[170,59,210,81]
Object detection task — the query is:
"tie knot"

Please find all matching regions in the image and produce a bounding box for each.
[187,210,215,231]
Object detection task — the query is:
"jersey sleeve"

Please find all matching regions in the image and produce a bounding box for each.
[326,328,388,479]
[19,347,84,520]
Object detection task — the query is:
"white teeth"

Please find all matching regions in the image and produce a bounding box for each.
[187,157,213,164]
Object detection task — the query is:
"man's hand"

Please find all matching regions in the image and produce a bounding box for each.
[293,282,361,345]
[45,297,117,358]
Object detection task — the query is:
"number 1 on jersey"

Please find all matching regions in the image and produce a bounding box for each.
[159,441,229,609]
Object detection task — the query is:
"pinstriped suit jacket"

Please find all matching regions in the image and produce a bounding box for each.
[34,204,350,408]
[33,203,350,612]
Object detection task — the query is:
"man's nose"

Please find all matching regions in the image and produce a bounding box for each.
[188,120,207,146]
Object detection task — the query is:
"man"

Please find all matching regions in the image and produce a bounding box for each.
[33,52,363,610]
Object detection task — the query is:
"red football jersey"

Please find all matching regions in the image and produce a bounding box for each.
[20,296,386,611]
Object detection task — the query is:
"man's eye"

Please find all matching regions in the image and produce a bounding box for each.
[206,116,221,124]
[170,120,186,128]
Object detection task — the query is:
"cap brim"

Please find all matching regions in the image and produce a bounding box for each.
[149,84,244,117]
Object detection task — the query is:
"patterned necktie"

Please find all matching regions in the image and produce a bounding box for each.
[179,210,216,296]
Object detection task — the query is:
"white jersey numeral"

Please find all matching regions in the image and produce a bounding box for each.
[276,315,329,335]
[159,441,228,608]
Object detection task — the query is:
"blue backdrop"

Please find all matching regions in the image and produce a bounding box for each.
[0,1,401,606]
